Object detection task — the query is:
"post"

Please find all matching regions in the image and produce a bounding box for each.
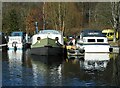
[118,1,120,41]
[35,22,38,34]
[43,2,46,30]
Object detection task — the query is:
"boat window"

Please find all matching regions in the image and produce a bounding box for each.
[81,30,105,37]
[12,33,20,36]
[88,39,95,42]
[97,39,104,42]
[11,32,23,36]
[109,33,114,36]
[102,33,107,36]
[39,30,60,34]
[37,37,41,40]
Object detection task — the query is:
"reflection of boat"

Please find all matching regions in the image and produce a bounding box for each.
[7,50,23,79]
[30,55,63,86]
[67,49,84,56]
[80,53,110,71]
[76,29,112,53]
[7,50,23,61]
[67,55,84,60]
[30,30,66,56]
[30,55,63,65]
[84,53,110,61]
[7,31,27,50]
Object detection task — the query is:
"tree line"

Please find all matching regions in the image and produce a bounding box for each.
[2,2,120,38]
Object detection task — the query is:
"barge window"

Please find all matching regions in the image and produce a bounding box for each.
[88,39,95,42]
[97,39,104,42]
[109,33,114,36]
[12,33,20,36]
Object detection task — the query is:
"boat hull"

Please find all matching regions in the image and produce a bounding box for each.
[8,43,24,50]
[83,44,111,53]
[7,35,26,50]
[30,46,65,56]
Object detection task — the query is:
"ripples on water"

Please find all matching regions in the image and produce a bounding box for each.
[2,49,120,87]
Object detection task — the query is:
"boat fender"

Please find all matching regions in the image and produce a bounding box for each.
[55,37,59,42]
[109,47,113,52]
[79,49,85,53]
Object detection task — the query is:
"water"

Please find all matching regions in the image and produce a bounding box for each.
[1,49,120,87]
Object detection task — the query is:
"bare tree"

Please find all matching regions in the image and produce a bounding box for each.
[111,2,119,42]
[44,3,67,32]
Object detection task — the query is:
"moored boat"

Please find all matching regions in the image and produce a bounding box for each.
[76,29,113,53]
[7,31,27,51]
[30,30,66,56]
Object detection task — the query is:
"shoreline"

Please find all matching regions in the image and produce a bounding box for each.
[109,40,120,47]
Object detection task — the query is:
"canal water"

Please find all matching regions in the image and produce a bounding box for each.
[1,49,120,87]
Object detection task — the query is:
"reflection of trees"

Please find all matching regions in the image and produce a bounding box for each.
[112,54,120,86]
[62,53,120,86]
[22,50,33,68]
[2,51,8,61]
[104,53,120,86]
[62,59,81,78]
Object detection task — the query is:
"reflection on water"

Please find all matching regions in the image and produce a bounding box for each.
[80,53,110,71]
[30,55,63,86]
[2,49,120,86]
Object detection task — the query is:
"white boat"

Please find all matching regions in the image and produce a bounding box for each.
[31,30,64,45]
[7,31,27,50]
[76,30,112,53]
[30,30,66,56]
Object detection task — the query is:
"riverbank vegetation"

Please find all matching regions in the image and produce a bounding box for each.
[2,2,120,39]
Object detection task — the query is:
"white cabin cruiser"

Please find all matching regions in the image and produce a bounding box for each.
[7,31,27,50]
[76,30,113,53]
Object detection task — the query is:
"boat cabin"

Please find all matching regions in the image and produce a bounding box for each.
[31,30,64,45]
[80,29,105,39]
[11,31,26,38]
[76,29,112,53]
[8,31,27,50]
